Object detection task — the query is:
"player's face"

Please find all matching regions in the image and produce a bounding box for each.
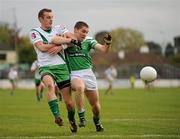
[75,26,89,42]
[39,12,53,30]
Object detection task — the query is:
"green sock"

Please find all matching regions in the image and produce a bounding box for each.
[48,99,60,118]
[93,116,100,125]
[68,109,75,122]
[78,110,85,119]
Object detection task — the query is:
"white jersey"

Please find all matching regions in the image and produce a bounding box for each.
[105,67,117,81]
[31,60,41,79]
[29,25,68,67]
[8,68,18,80]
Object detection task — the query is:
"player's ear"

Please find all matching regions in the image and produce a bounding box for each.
[74,28,78,33]
[38,17,41,22]
[38,16,44,22]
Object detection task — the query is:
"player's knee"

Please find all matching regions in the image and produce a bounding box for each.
[46,83,55,92]
[75,85,85,93]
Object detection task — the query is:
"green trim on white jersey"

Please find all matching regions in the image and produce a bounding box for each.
[29,25,68,67]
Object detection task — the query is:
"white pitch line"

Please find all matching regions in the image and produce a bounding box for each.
[60,118,179,122]
[102,118,179,122]
[1,134,180,139]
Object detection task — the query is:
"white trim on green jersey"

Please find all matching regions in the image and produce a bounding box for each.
[29,25,68,67]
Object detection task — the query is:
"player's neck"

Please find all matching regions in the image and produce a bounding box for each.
[40,26,52,33]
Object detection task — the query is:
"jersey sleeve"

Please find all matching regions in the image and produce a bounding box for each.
[54,25,69,35]
[86,36,98,49]
[29,30,43,44]
[90,39,98,49]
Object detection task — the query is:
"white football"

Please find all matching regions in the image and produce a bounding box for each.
[140,66,157,82]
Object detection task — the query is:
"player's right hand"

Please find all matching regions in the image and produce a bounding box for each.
[104,33,112,45]
[48,46,63,55]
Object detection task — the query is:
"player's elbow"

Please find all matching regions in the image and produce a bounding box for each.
[35,42,49,52]
[40,48,48,52]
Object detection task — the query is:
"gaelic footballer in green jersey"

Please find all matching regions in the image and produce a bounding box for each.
[29,8,77,133]
[65,21,112,132]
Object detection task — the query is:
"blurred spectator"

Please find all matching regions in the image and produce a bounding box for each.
[104,65,117,95]
[144,80,155,91]
[8,65,18,95]
[129,74,136,89]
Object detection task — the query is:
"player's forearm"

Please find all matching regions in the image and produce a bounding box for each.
[96,44,111,53]
[35,42,56,52]
[51,36,72,45]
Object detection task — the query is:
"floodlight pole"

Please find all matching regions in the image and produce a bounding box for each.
[13,7,18,63]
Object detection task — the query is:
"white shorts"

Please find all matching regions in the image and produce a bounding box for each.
[70,69,97,90]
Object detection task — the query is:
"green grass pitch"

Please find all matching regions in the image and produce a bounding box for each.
[0,88,180,139]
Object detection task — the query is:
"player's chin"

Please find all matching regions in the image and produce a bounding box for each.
[48,23,53,27]
[80,37,85,41]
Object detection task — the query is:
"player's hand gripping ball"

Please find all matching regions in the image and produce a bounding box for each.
[104,33,112,45]
[140,66,157,82]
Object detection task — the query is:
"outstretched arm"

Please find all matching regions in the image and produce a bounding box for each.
[51,33,82,48]
[51,35,72,45]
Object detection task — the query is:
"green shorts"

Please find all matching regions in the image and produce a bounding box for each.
[34,78,41,86]
[9,79,16,84]
[39,64,70,89]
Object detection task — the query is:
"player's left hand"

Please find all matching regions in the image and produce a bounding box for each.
[104,33,112,45]
[71,39,82,48]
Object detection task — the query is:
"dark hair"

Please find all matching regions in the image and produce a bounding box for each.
[38,8,52,18]
[74,21,89,29]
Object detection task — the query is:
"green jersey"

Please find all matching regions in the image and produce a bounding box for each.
[66,36,97,71]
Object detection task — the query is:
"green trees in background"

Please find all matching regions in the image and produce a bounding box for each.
[146,41,162,55]
[17,36,36,64]
[95,28,145,52]
[0,23,179,64]
[111,28,145,51]
[0,23,15,49]
[165,43,174,57]
[0,23,36,64]
[164,43,180,65]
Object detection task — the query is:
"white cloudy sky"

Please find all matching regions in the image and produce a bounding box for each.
[0,0,179,45]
